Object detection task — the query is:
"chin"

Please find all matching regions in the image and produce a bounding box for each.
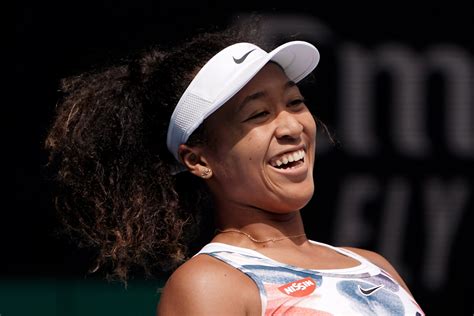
[275,186,315,213]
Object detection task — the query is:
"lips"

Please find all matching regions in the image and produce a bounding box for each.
[267,146,310,182]
[269,149,305,169]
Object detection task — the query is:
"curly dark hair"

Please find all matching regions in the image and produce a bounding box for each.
[43,17,270,285]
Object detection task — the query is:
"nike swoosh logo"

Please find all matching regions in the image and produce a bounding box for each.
[233,49,256,64]
[358,284,384,296]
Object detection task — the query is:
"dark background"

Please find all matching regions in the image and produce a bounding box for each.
[12,1,473,315]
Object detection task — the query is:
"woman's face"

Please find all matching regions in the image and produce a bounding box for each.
[202,62,317,213]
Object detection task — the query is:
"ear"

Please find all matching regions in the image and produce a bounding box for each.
[178,144,212,178]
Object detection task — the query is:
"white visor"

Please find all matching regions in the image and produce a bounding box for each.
[166,40,320,166]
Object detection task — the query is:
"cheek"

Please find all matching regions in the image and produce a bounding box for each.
[213,131,269,178]
[244,134,265,158]
[301,114,317,149]
[242,129,272,162]
[304,113,317,135]
[232,136,267,170]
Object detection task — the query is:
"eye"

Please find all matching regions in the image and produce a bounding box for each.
[246,111,270,121]
[289,98,306,107]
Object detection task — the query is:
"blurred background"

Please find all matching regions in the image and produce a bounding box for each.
[11,1,472,315]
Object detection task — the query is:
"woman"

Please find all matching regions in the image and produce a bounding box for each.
[45,20,424,315]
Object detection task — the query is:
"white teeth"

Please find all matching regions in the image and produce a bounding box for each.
[270,149,305,167]
[292,152,299,161]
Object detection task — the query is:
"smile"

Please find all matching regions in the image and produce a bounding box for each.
[269,149,305,169]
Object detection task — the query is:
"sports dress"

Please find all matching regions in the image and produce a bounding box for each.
[196,241,424,316]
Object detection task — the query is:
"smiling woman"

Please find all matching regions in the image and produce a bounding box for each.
[44,17,425,316]
[189,62,317,215]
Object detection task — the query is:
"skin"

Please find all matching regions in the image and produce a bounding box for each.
[157,63,413,316]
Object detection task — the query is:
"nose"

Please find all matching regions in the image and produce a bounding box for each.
[274,111,304,140]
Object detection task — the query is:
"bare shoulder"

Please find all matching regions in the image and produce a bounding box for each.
[157,254,260,316]
[342,247,395,272]
[342,247,413,295]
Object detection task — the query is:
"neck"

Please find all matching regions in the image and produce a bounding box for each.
[213,201,306,245]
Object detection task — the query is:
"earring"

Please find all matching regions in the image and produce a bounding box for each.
[201,167,212,179]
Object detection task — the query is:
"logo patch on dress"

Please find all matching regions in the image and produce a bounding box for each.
[278,277,316,297]
[358,284,384,296]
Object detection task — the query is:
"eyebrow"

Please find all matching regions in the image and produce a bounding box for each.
[235,80,298,113]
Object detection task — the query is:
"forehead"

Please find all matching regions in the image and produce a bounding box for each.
[224,62,293,109]
[236,62,289,95]
[203,63,296,125]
